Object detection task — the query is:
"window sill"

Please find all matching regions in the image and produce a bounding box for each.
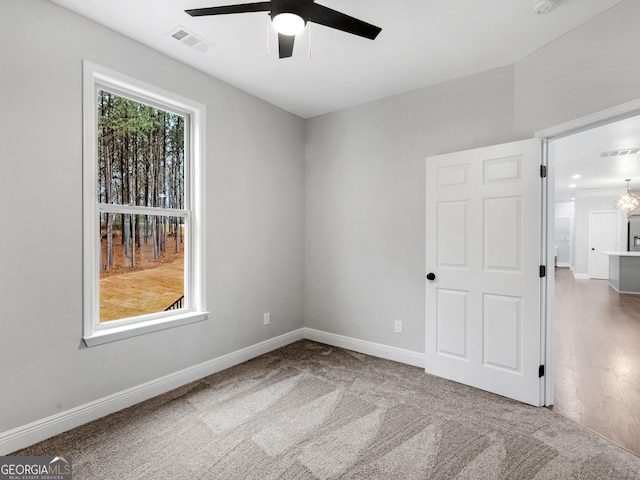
[83,311,209,347]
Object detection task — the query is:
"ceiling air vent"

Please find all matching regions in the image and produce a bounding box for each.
[172,29,189,41]
[600,148,640,157]
[167,26,212,53]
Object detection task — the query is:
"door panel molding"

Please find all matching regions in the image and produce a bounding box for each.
[426,138,542,406]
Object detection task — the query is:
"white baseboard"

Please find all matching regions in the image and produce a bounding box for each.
[0,328,305,455]
[1,327,424,455]
[304,328,425,368]
[572,272,591,279]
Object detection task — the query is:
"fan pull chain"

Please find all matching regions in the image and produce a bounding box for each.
[308,20,311,59]
[266,13,270,56]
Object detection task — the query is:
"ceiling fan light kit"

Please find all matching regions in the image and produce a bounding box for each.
[185,0,381,58]
[272,12,305,36]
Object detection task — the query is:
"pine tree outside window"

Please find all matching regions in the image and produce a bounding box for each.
[83,62,207,346]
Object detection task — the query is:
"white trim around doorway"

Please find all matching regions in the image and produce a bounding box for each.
[536,97,640,406]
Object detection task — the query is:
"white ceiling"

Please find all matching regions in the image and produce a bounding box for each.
[554,115,640,203]
[49,0,638,198]
[50,0,622,119]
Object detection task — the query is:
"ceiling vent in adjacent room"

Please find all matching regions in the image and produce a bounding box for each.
[600,148,640,157]
[167,26,212,53]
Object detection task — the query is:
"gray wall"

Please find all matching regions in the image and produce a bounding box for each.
[304,0,640,353]
[514,1,640,136]
[304,67,515,352]
[0,0,304,432]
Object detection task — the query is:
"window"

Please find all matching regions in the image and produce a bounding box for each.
[83,61,207,346]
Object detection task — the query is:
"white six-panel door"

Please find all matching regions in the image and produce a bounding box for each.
[425,139,543,406]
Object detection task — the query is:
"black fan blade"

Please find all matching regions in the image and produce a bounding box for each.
[185,2,271,17]
[278,33,295,58]
[309,4,381,40]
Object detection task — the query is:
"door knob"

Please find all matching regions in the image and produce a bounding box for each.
[426,272,436,281]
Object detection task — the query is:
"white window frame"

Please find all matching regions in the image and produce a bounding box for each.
[82,61,207,346]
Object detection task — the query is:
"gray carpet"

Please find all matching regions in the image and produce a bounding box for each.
[14,340,640,479]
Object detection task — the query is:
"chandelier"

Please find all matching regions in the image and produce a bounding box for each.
[613,179,640,217]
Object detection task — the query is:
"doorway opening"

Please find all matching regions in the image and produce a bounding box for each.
[542,104,640,456]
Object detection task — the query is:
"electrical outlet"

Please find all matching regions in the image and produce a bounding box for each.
[394,320,403,334]
[264,312,270,325]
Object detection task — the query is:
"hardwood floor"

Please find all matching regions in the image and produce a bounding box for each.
[553,267,640,456]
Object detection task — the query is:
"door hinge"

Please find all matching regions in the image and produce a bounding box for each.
[539,265,546,278]
[539,365,545,378]
[540,165,547,178]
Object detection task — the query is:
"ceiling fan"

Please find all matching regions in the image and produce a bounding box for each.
[185,0,382,59]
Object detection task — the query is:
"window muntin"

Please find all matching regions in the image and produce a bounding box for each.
[83,61,206,346]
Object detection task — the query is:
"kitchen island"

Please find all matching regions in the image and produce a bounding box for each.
[602,251,640,294]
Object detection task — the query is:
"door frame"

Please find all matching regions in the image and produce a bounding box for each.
[536,97,640,406]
